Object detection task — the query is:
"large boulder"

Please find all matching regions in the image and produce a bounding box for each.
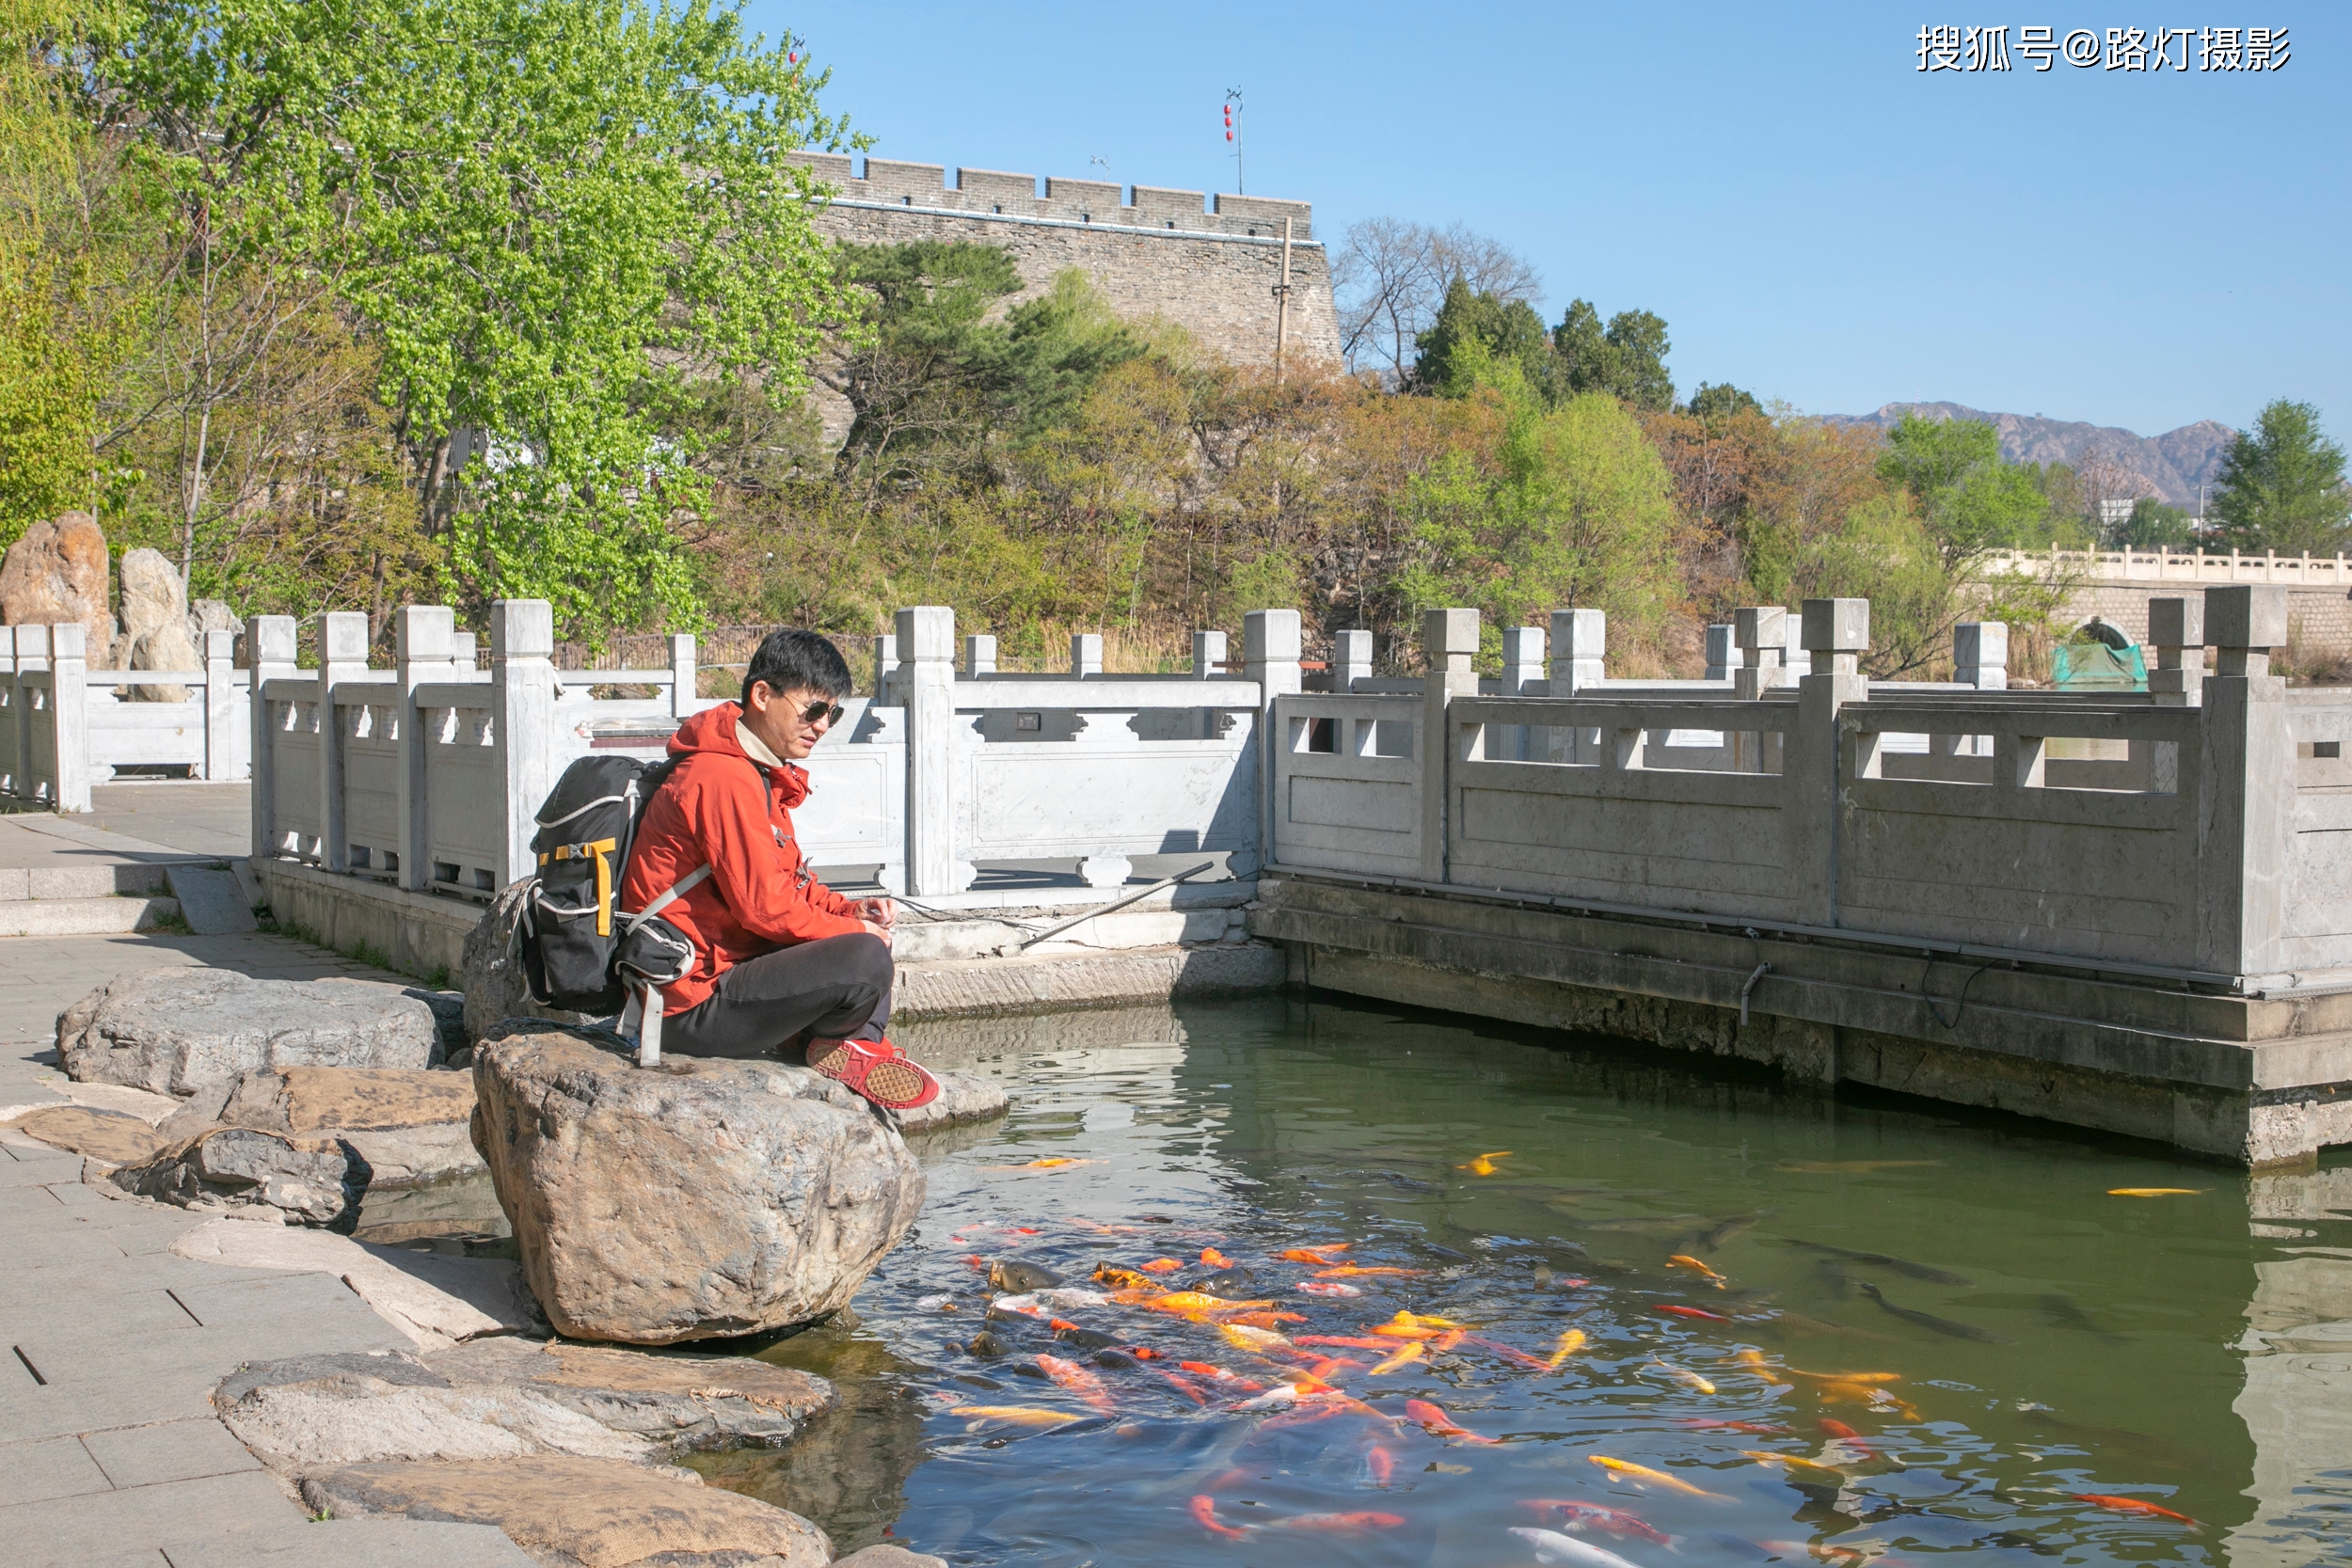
[57,970,439,1096]
[299,1455,830,1568]
[109,1124,364,1227]
[472,1030,924,1344]
[0,510,111,658]
[118,546,195,699]
[463,879,599,1044]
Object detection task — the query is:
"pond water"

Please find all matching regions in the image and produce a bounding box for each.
[469,995,2352,1566]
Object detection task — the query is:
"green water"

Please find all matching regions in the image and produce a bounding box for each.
[666,995,2352,1566]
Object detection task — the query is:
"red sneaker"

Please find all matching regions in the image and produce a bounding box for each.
[805,1037,941,1111]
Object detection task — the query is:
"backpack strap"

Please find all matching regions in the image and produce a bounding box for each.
[623,863,709,930]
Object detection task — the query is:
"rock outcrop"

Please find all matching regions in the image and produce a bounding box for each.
[57,969,438,1096]
[895,1069,1008,1135]
[0,511,111,658]
[472,1030,925,1343]
[111,1123,365,1226]
[116,546,196,697]
[217,1339,832,1467]
[300,1456,831,1568]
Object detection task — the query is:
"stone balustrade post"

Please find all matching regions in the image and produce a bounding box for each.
[1244,609,1301,875]
[1548,608,1604,695]
[1422,608,1479,884]
[13,626,46,805]
[1794,597,1869,926]
[1071,633,1103,678]
[2198,585,2291,978]
[2148,596,2204,707]
[1500,626,1546,694]
[667,634,696,719]
[316,612,371,872]
[964,634,997,677]
[0,626,16,797]
[396,606,454,892]
[200,629,238,781]
[48,624,89,812]
[872,634,898,705]
[1953,622,2009,690]
[246,616,297,861]
[1331,628,1373,691]
[898,606,961,896]
[1190,629,1225,679]
[450,631,477,673]
[1704,624,1743,682]
[1734,607,1788,700]
[489,601,554,889]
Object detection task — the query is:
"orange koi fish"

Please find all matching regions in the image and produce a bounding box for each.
[1546,1329,1588,1370]
[1466,1335,1550,1370]
[1667,1254,1728,1288]
[1094,1264,1158,1290]
[1220,1311,1308,1330]
[1682,1418,1788,1436]
[1155,1368,1209,1405]
[1298,1335,1397,1351]
[1369,1342,1425,1375]
[1589,1454,1729,1499]
[1280,1243,1352,1265]
[1405,1397,1502,1444]
[1270,1512,1406,1531]
[1655,1305,1731,1323]
[1732,1351,1901,1385]
[1362,1445,1395,1487]
[1140,1257,1183,1274]
[1818,1381,1919,1420]
[1219,1323,1291,1353]
[2107,1188,2204,1197]
[1177,1360,1264,1392]
[1370,1310,1462,1338]
[1189,1494,1248,1540]
[996,1157,1091,1170]
[1819,1418,1867,1444]
[1316,1265,1429,1279]
[1296,1280,1364,1297]
[2077,1493,2199,1527]
[1035,1353,1117,1415]
[1429,1328,1468,1353]
[1201,1246,1233,1268]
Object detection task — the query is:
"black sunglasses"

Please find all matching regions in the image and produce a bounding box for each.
[797,699,845,726]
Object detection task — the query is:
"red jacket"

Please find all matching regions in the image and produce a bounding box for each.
[618,702,866,1014]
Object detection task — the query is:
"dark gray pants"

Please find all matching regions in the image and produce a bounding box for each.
[663,932,893,1060]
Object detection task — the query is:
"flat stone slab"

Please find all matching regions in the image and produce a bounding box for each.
[299,1456,831,1568]
[474,1031,924,1344]
[172,1215,546,1348]
[894,1068,1008,1135]
[164,863,258,934]
[59,969,439,1096]
[3,1103,171,1164]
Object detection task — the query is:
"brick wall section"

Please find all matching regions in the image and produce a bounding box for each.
[788,153,1340,371]
[2060,584,2352,659]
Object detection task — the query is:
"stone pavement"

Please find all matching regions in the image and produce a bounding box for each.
[0,919,533,1566]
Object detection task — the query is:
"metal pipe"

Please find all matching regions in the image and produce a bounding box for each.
[1017,861,1220,950]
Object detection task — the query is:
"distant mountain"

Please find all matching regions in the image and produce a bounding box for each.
[1825,402,2235,509]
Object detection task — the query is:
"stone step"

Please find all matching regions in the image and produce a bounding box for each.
[0,895,179,937]
[0,863,172,900]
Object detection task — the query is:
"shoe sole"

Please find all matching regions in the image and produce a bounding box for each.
[809,1040,939,1111]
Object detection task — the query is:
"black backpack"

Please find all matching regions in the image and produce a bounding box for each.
[518,754,704,1013]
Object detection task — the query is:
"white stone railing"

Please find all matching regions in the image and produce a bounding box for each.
[1269,592,2332,986]
[0,624,250,810]
[1986,545,2352,587]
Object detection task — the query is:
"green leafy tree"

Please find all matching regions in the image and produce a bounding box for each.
[1685,381,1762,421]
[1550,300,1673,411]
[2212,399,2350,553]
[98,0,862,635]
[1876,413,2053,553]
[1411,277,1550,397]
[2121,498,2195,546]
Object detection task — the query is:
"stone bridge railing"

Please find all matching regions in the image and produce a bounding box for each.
[0,624,250,809]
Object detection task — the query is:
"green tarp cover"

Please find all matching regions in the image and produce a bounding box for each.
[2053,642,2148,692]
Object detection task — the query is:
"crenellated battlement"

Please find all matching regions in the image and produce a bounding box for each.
[788,152,1315,244]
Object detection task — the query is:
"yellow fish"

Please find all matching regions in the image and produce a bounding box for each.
[1741,1449,1850,1481]
[2108,1187,2204,1196]
[1666,1254,1728,1288]
[985,1157,1097,1171]
[1458,1150,1513,1176]
[948,1405,1084,1428]
[1589,1454,1730,1500]
[1735,1350,1899,1385]
[1370,1341,1426,1375]
[1647,1359,1717,1395]
[1219,1323,1291,1353]
[1369,1310,1464,1339]
[1546,1329,1587,1370]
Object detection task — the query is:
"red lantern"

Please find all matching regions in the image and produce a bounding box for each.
[1225,131,1233,141]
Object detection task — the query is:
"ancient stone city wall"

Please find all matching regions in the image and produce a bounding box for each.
[787,152,1340,372]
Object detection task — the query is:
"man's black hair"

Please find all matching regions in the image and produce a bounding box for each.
[741,629,853,706]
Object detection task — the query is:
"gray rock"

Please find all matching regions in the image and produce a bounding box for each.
[119,546,195,699]
[405,987,469,1061]
[57,969,438,1096]
[189,595,239,638]
[299,1456,830,1568]
[834,1548,950,1568]
[216,1340,833,1472]
[894,1069,1008,1136]
[472,1031,924,1344]
[109,1125,365,1227]
[462,879,599,1045]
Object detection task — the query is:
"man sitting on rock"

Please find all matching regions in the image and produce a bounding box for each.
[619,629,941,1111]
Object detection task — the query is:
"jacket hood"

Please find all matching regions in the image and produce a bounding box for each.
[668,702,811,805]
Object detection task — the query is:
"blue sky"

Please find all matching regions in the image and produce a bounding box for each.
[745,2,2344,439]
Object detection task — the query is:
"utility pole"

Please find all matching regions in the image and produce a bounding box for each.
[1272,217,1292,379]
[1224,88,1244,194]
